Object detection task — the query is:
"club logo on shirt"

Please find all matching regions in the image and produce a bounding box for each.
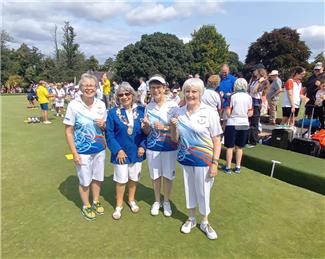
[197,116,207,125]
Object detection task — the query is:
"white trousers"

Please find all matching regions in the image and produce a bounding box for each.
[182,165,214,216]
[146,150,177,180]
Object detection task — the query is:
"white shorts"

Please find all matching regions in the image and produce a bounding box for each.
[113,162,142,184]
[76,150,105,187]
[55,100,64,107]
[146,149,177,180]
[182,165,214,216]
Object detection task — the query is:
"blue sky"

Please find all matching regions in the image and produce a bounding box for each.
[2,1,324,63]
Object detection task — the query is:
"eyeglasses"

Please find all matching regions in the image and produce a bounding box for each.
[118,92,131,98]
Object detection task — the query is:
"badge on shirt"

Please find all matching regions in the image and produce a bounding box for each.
[197,116,207,125]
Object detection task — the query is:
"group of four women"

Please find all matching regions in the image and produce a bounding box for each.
[64,73,253,240]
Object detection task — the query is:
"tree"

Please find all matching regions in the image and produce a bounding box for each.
[188,25,229,76]
[115,32,193,87]
[227,51,244,74]
[313,52,325,65]
[86,55,100,71]
[101,57,116,73]
[5,74,23,88]
[245,27,311,80]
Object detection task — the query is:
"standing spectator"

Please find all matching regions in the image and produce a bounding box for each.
[282,66,306,126]
[36,80,53,124]
[138,77,147,106]
[223,78,253,174]
[141,74,178,217]
[54,83,66,117]
[303,62,324,118]
[170,89,181,105]
[266,70,282,125]
[64,73,107,221]
[26,83,37,108]
[314,75,325,129]
[101,73,111,108]
[170,78,222,240]
[248,68,270,145]
[201,74,222,113]
[218,64,236,108]
[105,82,147,220]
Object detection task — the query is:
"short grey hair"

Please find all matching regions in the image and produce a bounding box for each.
[79,73,98,88]
[234,78,248,92]
[182,78,205,98]
[115,81,137,105]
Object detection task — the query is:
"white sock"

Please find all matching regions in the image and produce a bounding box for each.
[201,220,208,226]
[189,217,196,222]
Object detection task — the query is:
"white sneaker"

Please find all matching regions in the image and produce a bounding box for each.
[181,219,197,234]
[128,200,140,213]
[112,206,123,220]
[163,201,172,217]
[150,202,161,216]
[56,113,59,117]
[200,223,218,240]
[43,120,52,124]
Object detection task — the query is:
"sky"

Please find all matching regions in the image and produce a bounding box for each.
[1,0,324,64]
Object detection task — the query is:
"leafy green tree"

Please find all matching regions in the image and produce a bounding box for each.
[188,25,229,76]
[115,32,193,86]
[5,74,24,88]
[245,27,311,80]
[227,51,244,73]
[101,57,116,73]
[86,55,100,71]
[313,52,325,65]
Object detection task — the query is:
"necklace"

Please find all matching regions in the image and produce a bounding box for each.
[116,106,139,135]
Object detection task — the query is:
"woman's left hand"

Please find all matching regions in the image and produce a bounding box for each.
[94,119,105,129]
[209,164,218,177]
[137,147,145,157]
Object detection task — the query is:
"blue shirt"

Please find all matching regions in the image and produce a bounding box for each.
[217,74,237,107]
[106,105,147,164]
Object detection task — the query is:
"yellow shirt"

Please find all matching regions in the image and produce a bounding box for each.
[102,79,111,95]
[36,85,49,104]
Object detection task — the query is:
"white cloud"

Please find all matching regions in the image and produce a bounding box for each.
[298,25,325,55]
[126,1,225,26]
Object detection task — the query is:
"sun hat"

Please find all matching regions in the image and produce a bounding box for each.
[148,75,166,85]
[269,70,279,76]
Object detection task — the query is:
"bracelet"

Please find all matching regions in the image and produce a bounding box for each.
[212,158,219,164]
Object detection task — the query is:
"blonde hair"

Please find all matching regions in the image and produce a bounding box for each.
[182,78,205,97]
[234,78,248,92]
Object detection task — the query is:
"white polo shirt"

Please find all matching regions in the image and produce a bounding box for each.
[227,92,253,126]
[63,97,107,154]
[177,103,223,167]
[282,79,303,108]
[145,100,178,151]
[201,89,222,110]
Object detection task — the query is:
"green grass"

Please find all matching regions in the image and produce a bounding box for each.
[2,96,325,258]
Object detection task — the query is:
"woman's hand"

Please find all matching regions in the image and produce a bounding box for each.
[73,153,82,166]
[170,117,178,128]
[117,150,127,164]
[153,121,165,131]
[141,115,150,129]
[94,119,105,130]
[137,147,145,157]
[209,163,218,177]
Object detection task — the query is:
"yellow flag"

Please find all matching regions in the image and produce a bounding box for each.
[65,154,74,160]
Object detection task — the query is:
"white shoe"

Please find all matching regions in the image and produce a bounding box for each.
[163,201,172,217]
[200,223,218,240]
[43,121,52,124]
[150,202,161,216]
[56,113,59,117]
[112,206,123,220]
[128,200,140,213]
[181,219,197,234]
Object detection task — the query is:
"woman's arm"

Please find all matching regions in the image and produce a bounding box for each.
[170,117,179,143]
[209,135,221,177]
[65,125,81,165]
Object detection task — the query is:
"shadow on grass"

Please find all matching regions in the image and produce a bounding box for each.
[58,174,187,223]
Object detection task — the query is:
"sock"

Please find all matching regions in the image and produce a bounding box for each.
[93,200,99,204]
[189,216,196,222]
[201,220,208,226]
[83,204,91,209]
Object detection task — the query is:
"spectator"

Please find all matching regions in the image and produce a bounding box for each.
[105,82,147,220]
[170,89,181,105]
[141,74,178,217]
[281,66,306,126]
[170,78,222,240]
[64,73,107,221]
[223,78,253,174]
[266,70,282,125]
[303,62,324,118]
[314,75,325,129]
[138,77,147,106]
[36,80,53,124]
[101,73,111,108]
[54,83,66,117]
[201,74,222,113]
[248,68,269,145]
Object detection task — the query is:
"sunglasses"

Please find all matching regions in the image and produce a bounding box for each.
[118,92,131,98]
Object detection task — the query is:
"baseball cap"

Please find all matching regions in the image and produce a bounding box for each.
[269,70,279,76]
[314,63,323,70]
[148,75,166,85]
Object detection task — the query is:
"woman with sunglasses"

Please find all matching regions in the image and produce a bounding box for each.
[105,82,147,220]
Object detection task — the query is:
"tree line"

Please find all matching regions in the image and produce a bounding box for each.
[1,23,324,89]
